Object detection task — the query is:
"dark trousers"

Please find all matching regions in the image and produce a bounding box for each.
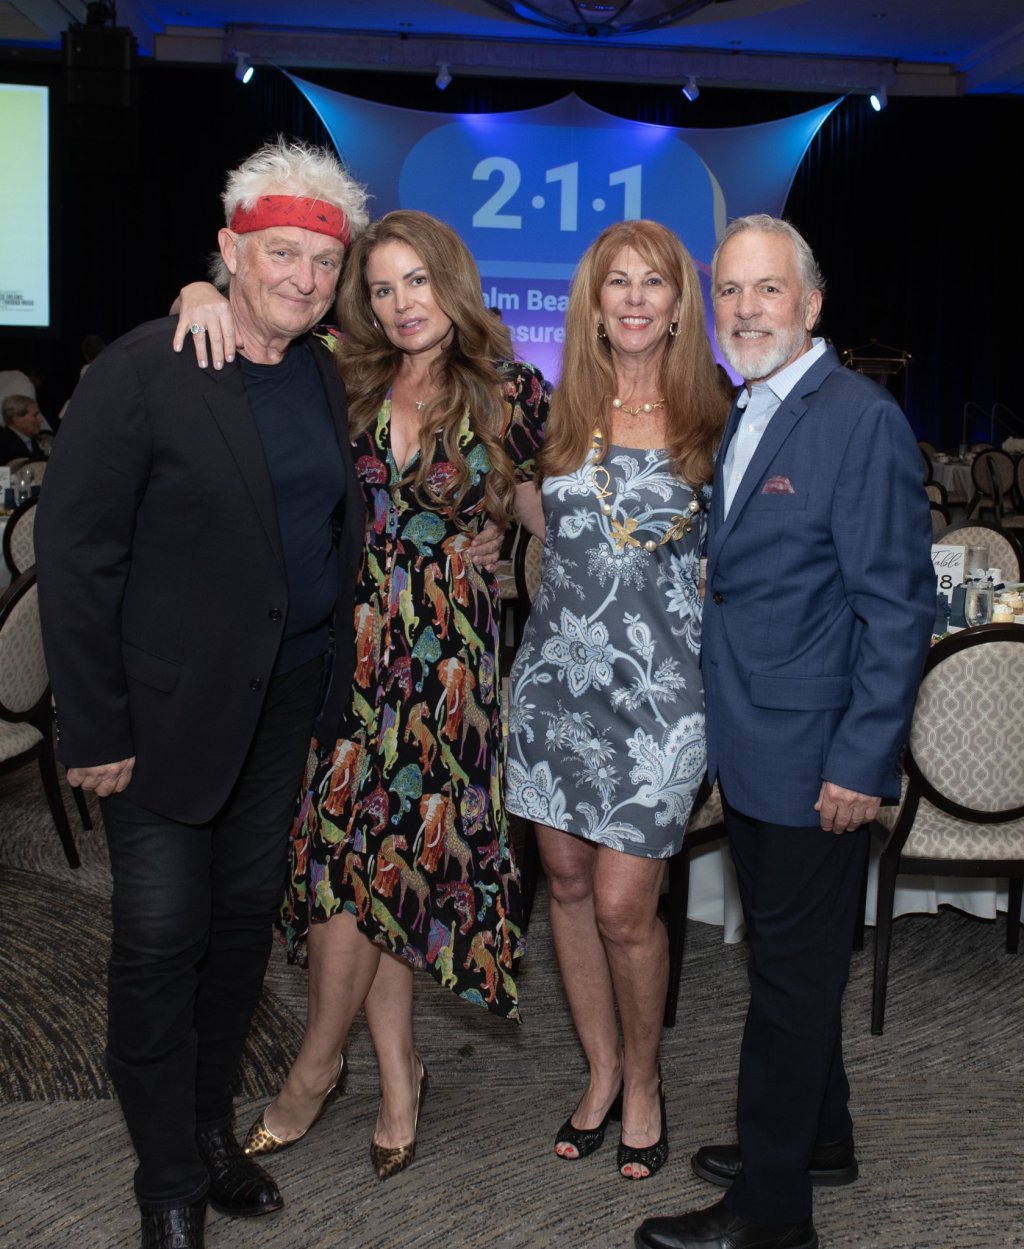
[101,656,323,1209]
[721,791,868,1224]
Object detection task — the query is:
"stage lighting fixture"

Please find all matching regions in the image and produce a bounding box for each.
[435,63,452,91]
[681,76,700,102]
[235,53,254,85]
[869,86,887,111]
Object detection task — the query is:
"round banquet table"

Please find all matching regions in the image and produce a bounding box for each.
[930,458,973,503]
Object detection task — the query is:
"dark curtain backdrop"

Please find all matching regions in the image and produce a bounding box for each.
[2,57,1020,446]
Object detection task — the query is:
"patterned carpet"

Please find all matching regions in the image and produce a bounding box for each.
[1,765,1022,1249]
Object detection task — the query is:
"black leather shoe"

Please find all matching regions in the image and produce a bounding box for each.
[692,1137,858,1189]
[139,1201,206,1248]
[196,1124,284,1218]
[635,1200,818,1249]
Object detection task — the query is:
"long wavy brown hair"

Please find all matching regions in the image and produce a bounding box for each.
[336,210,519,526]
[539,219,727,487]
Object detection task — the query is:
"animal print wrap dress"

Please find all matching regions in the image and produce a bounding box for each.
[280,363,547,1019]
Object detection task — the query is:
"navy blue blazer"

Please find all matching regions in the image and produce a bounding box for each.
[701,346,935,827]
[36,318,364,825]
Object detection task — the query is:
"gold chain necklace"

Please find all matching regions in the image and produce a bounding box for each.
[589,429,700,553]
[611,397,665,416]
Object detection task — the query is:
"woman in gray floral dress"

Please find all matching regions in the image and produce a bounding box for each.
[506,220,728,1181]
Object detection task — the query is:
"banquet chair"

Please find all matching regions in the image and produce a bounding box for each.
[5,457,47,487]
[0,569,86,868]
[924,481,947,509]
[869,625,1024,1034]
[998,458,1024,538]
[929,502,950,541]
[919,447,933,485]
[663,776,727,1027]
[966,449,1015,521]
[917,440,939,460]
[2,496,37,578]
[939,521,1022,582]
[512,526,544,611]
[507,526,545,936]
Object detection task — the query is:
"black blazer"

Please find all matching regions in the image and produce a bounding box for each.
[36,317,364,824]
[0,425,44,464]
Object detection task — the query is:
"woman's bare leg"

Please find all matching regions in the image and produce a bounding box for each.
[592,847,668,1176]
[536,824,623,1155]
[364,951,419,1150]
[260,908,381,1140]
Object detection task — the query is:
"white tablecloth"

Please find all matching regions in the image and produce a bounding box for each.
[686,835,1011,943]
[931,459,973,502]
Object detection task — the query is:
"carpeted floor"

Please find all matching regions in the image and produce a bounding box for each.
[1,765,1022,1249]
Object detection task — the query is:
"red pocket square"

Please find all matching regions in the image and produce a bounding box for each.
[762,475,797,495]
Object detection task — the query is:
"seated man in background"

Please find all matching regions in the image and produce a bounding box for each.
[0,394,47,461]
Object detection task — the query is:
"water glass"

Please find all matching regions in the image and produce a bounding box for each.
[964,585,994,628]
[964,545,988,583]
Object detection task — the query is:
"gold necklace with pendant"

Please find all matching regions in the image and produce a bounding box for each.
[589,428,700,552]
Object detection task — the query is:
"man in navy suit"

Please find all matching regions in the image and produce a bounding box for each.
[637,217,934,1249]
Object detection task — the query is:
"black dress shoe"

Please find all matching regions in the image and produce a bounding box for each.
[691,1137,858,1189]
[635,1199,818,1249]
[196,1123,284,1217]
[140,1200,206,1249]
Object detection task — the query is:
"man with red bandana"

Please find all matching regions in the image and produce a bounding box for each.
[36,140,368,1249]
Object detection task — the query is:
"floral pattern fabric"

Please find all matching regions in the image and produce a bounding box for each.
[281,363,547,1019]
[506,445,708,858]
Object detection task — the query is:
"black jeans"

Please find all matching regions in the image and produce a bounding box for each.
[721,792,868,1225]
[101,656,323,1209]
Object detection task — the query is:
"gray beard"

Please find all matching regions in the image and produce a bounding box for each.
[716,324,807,383]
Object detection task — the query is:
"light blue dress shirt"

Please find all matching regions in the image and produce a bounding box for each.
[722,338,828,517]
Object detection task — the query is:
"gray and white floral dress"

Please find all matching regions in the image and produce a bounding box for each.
[506,443,708,858]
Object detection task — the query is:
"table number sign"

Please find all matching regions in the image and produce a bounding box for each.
[932,543,965,592]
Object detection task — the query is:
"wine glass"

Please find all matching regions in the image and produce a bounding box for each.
[964,586,994,628]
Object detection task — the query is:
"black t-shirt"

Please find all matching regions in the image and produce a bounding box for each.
[241,341,345,675]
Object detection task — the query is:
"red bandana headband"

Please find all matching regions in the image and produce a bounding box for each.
[229,195,351,246]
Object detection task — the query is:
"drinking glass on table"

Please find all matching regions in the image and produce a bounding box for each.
[965,545,988,583]
[964,585,994,628]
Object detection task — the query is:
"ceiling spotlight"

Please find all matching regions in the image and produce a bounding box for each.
[435,63,452,91]
[869,86,887,111]
[681,76,700,102]
[235,53,254,85]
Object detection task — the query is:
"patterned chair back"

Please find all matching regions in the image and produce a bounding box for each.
[871,624,1024,1031]
[3,497,36,577]
[513,531,544,605]
[908,629,1024,824]
[0,571,49,725]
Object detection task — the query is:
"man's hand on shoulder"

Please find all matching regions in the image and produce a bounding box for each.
[815,781,880,835]
[68,758,136,798]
